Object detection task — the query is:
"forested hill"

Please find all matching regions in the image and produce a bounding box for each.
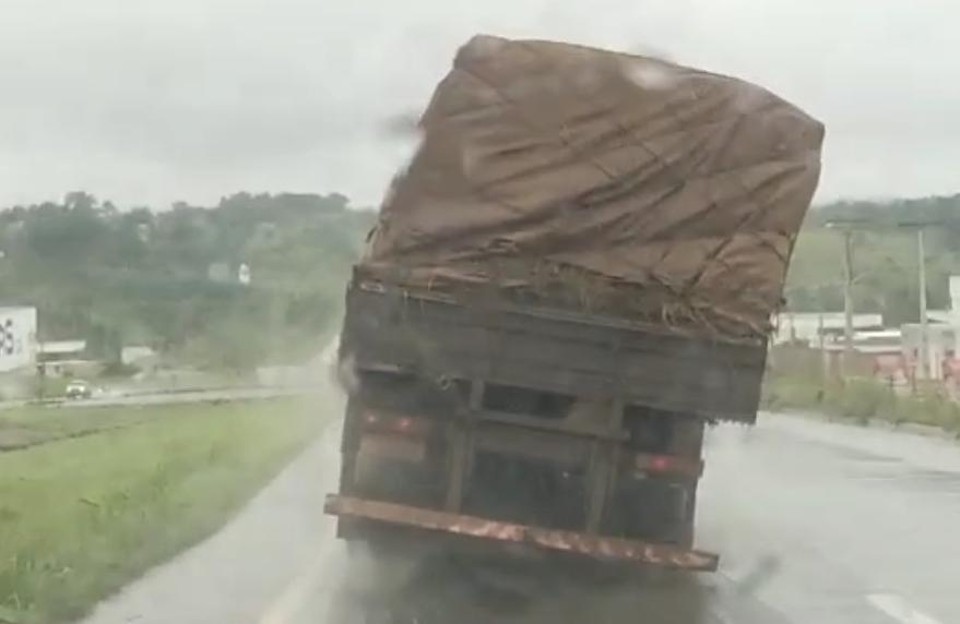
[0,191,376,370]
[787,193,960,325]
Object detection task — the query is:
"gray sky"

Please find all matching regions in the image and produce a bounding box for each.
[1,0,956,209]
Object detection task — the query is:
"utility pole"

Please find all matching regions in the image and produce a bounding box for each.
[36,363,46,401]
[842,228,855,377]
[826,221,858,379]
[826,218,940,384]
[818,308,826,381]
[917,227,929,380]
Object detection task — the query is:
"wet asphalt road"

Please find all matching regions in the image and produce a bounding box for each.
[77,393,960,624]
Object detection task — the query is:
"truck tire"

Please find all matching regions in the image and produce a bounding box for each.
[673,483,697,548]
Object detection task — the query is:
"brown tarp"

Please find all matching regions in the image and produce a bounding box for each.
[359,35,824,341]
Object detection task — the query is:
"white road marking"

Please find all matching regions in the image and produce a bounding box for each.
[868,593,943,624]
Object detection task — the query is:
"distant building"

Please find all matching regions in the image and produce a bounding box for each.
[773,311,883,346]
[38,340,87,360]
[207,262,232,283]
[38,340,95,377]
[208,261,252,285]
[238,263,251,285]
[902,323,955,381]
[121,345,157,367]
[905,276,960,382]
[777,277,960,388]
[0,306,37,373]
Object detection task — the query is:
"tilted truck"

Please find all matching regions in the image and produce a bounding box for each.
[325,35,823,572]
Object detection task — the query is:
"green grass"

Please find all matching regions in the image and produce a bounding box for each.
[0,399,324,623]
[0,405,178,451]
[762,374,960,433]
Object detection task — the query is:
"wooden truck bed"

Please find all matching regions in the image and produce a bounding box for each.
[328,279,748,569]
[339,280,767,424]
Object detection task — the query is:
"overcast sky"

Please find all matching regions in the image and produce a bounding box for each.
[0,0,956,209]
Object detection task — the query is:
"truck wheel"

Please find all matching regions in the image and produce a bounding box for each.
[674,484,697,548]
[338,453,357,494]
[675,518,695,549]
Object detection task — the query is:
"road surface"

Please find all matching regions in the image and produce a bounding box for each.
[77,390,960,623]
[0,388,306,413]
[60,387,304,408]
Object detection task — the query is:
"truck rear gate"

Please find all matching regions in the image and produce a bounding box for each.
[341,281,766,424]
[326,282,753,570]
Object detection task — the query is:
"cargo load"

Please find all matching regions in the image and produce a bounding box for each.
[359,35,823,340]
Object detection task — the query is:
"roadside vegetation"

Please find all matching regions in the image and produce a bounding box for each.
[0,399,324,623]
[765,193,960,435]
[0,404,184,451]
[0,191,374,373]
[762,374,960,434]
[787,194,960,325]
[0,189,361,622]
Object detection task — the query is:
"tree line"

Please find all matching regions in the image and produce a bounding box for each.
[0,191,375,371]
[4,189,956,362]
[787,193,960,325]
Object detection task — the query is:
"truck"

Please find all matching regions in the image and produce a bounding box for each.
[325,35,823,573]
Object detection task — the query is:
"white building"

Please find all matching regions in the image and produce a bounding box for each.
[895,276,960,381]
[901,323,954,380]
[122,345,157,368]
[38,340,87,359]
[38,340,95,377]
[0,306,38,373]
[773,311,883,346]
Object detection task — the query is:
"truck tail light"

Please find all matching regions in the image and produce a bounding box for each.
[635,453,703,478]
[650,455,671,472]
[361,411,432,437]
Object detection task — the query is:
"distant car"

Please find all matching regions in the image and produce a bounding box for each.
[65,379,92,400]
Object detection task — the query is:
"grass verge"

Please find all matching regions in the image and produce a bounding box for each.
[762,374,960,434]
[0,405,182,451]
[0,399,324,623]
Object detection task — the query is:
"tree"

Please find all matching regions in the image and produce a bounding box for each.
[87,323,123,363]
[0,189,371,370]
[64,191,97,211]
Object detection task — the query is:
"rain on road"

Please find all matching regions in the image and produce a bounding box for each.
[77,379,960,624]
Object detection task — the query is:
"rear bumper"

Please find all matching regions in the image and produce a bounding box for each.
[325,494,718,572]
